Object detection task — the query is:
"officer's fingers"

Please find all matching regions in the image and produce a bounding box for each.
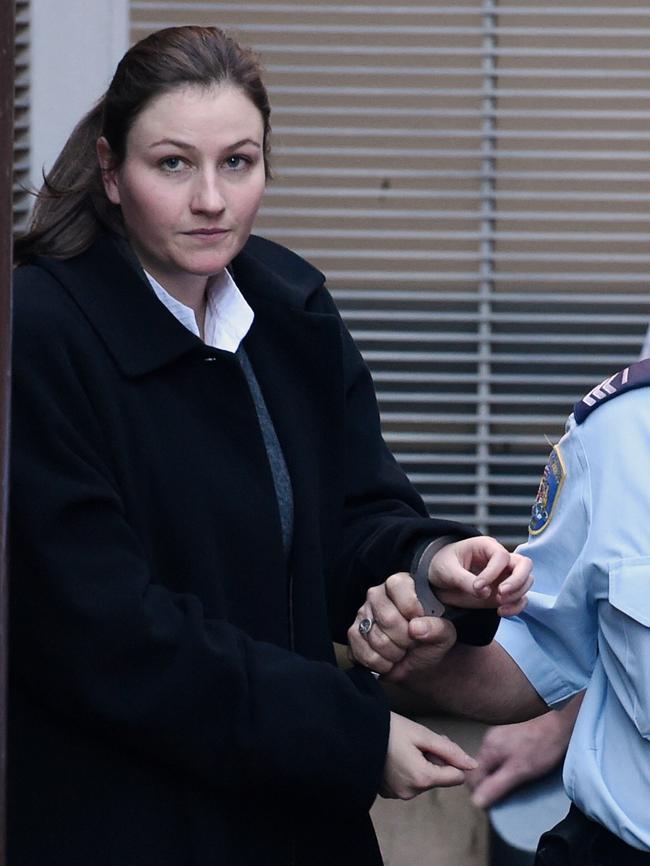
[367,582,412,647]
[347,606,385,668]
[349,599,409,668]
[465,758,493,792]
[384,572,424,622]
[363,621,409,663]
[470,761,527,809]
[470,740,506,782]
[408,614,457,648]
[346,629,395,675]
[466,739,506,792]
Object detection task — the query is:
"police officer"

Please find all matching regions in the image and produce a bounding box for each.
[348,359,650,866]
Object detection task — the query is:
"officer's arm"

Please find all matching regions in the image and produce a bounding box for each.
[388,628,548,724]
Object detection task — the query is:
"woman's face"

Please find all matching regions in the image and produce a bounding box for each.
[98,84,266,301]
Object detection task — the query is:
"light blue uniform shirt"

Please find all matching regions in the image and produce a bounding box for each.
[497,384,650,852]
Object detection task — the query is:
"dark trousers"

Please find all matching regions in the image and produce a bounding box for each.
[535,805,650,866]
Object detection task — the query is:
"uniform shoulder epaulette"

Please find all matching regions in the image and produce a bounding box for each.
[574,358,650,425]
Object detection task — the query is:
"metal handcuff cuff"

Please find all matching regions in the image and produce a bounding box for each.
[358,536,498,649]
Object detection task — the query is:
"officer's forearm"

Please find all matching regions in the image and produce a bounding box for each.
[400,640,548,724]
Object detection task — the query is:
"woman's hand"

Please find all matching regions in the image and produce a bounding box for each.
[380,712,477,799]
[429,537,533,617]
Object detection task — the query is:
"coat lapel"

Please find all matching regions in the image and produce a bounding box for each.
[36,234,202,377]
[231,236,344,542]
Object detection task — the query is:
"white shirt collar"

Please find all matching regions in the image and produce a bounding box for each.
[143,268,254,353]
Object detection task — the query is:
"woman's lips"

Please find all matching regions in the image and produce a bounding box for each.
[186,228,229,237]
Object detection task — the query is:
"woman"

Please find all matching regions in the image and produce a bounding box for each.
[10,25,531,866]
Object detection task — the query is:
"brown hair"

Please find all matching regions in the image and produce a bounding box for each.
[14,26,272,264]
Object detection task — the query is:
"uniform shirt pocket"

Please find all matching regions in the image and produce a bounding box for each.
[609,558,650,626]
[607,557,650,738]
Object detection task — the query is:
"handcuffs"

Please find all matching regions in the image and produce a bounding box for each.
[411,537,498,647]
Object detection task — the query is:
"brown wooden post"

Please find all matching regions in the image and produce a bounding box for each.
[0,1,16,863]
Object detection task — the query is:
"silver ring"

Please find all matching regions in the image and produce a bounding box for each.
[358,617,374,638]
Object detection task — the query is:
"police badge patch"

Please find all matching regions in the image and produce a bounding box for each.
[529,445,566,535]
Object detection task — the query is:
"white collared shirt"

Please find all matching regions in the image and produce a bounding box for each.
[144,268,254,352]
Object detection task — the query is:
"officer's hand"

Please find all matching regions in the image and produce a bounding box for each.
[347,571,457,679]
[381,712,478,799]
[467,699,580,808]
[348,572,421,675]
[429,537,533,617]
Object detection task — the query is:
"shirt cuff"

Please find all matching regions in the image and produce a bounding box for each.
[496,617,580,707]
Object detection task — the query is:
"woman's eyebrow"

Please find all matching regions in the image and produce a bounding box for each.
[149,138,193,150]
[229,138,262,150]
[148,137,261,150]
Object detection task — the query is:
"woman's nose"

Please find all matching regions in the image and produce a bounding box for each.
[190,173,226,214]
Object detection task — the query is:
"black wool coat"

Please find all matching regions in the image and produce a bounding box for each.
[9,234,479,866]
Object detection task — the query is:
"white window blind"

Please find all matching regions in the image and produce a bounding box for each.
[13,0,30,233]
[131,1,650,545]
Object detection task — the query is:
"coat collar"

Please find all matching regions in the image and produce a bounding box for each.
[229,234,325,311]
[34,234,325,378]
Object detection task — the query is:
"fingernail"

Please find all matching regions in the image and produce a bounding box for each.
[472,793,485,808]
[411,620,428,638]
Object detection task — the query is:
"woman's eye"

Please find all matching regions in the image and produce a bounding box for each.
[160,157,184,172]
[225,154,250,171]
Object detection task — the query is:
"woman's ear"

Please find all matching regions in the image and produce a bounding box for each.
[96,137,121,205]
